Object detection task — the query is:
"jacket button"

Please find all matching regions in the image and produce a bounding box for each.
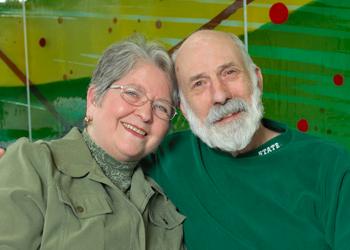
[76,206,84,213]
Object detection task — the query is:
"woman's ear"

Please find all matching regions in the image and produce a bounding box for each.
[86,86,96,109]
[86,86,98,119]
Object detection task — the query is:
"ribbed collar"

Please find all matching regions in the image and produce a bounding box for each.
[82,130,138,192]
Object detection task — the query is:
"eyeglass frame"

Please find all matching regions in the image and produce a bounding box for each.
[109,84,177,121]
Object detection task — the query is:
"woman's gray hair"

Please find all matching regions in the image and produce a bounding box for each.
[89,34,177,105]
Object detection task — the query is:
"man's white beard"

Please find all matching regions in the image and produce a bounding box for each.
[180,77,264,153]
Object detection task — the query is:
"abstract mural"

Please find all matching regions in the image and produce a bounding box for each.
[0,0,349,150]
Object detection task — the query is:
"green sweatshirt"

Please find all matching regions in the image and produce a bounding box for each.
[146,119,350,250]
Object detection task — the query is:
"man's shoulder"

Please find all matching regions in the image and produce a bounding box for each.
[263,118,350,159]
[280,122,350,161]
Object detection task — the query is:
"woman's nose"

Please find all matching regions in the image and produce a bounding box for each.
[135,101,153,123]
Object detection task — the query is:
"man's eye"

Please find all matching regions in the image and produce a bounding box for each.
[192,80,204,88]
[224,69,235,76]
[223,68,239,78]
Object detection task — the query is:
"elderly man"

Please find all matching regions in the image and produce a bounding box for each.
[145,30,350,249]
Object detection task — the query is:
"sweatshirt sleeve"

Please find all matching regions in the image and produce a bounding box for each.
[323,146,350,250]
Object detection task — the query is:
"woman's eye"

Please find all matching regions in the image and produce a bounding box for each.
[154,104,168,113]
[124,89,140,98]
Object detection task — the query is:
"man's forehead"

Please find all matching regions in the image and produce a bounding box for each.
[175,52,242,77]
[176,40,240,67]
[186,61,237,80]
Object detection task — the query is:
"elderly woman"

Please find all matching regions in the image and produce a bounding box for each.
[0,36,185,249]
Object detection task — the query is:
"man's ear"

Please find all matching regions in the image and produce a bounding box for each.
[255,66,263,91]
[179,101,188,120]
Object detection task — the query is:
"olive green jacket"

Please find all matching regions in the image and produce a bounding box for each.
[0,128,185,250]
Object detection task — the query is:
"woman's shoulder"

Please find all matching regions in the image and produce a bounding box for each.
[5,137,51,163]
[0,128,85,177]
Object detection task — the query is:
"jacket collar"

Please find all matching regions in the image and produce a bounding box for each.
[47,127,166,209]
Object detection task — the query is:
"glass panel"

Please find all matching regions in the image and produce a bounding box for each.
[0,0,28,146]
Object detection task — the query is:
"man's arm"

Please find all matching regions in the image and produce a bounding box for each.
[322,147,350,250]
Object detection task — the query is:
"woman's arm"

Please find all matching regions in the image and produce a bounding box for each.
[0,139,45,250]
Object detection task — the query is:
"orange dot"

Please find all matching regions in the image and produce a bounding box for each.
[108,27,113,33]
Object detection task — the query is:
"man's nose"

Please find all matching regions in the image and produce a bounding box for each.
[211,79,231,105]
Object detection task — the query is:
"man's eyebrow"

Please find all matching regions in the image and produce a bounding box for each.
[189,73,208,82]
[217,62,236,73]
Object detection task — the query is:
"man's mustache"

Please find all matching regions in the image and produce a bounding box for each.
[206,98,248,124]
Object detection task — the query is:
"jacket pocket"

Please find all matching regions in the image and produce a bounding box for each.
[57,185,112,218]
[149,193,185,229]
[148,194,186,249]
[56,183,112,250]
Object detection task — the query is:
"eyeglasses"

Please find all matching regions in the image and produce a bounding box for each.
[109,84,177,121]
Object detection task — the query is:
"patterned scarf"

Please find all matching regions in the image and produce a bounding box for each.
[82,130,138,192]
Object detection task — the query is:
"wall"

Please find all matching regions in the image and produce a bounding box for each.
[0,0,349,149]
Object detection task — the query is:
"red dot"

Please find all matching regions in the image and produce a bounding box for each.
[269,2,289,24]
[333,74,344,86]
[39,38,46,47]
[297,119,308,132]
